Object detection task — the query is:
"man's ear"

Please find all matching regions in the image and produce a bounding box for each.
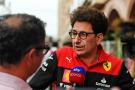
[27,48,37,61]
[20,48,36,68]
[96,33,104,45]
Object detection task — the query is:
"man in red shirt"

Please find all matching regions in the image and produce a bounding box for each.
[29,6,134,90]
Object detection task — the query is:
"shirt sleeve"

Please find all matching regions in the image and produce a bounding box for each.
[117,63,134,90]
[28,51,58,90]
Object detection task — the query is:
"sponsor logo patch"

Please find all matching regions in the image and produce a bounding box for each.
[62,69,71,83]
[96,77,110,88]
[65,57,72,63]
[103,61,111,71]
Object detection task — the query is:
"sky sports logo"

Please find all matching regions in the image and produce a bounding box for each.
[71,66,86,75]
[62,67,85,83]
[72,68,81,72]
[70,73,82,77]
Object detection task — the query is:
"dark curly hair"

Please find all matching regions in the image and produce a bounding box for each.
[70,6,108,36]
[0,14,46,66]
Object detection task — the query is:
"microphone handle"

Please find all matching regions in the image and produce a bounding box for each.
[73,83,76,87]
[65,84,75,90]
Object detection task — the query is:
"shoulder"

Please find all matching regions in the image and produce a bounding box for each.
[55,47,75,64]
[108,55,123,65]
[99,45,123,67]
[56,47,74,55]
[106,54,124,75]
[99,47,124,74]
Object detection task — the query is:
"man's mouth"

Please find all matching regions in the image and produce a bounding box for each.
[75,46,84,50]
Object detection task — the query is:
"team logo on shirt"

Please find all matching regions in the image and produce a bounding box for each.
[101,78,106,83]
[103,61,111,71]
[65,57,72,63]
[96,77,110,88]
[62,69,71,83]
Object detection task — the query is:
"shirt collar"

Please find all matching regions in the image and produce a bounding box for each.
[73,45,109,67]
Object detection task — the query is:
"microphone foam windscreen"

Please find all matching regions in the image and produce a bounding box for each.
[69,66,86,85]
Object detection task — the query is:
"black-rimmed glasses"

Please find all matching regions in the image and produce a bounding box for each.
[35,46,47,55]
[22,45,47,56]
[69,31,95,39]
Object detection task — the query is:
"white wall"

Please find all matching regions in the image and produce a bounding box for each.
[6,0,58,39]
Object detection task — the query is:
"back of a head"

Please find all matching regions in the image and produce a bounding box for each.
[70,6,108,36]
[0,14,46,66]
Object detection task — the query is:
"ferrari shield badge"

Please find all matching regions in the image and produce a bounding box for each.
[103,61,111,71]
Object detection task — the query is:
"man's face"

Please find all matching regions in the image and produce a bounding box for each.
[28,42,46,76]
[71,21,102,57]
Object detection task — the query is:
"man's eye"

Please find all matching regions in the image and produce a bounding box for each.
[80,32,86,35]
[72,32,77,35]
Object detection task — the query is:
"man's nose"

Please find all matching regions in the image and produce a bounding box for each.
[74,34,81,43]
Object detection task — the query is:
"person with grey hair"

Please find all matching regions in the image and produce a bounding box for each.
[0,14,46,90]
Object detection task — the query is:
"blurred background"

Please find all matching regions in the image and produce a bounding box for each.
[0,0,135,65]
